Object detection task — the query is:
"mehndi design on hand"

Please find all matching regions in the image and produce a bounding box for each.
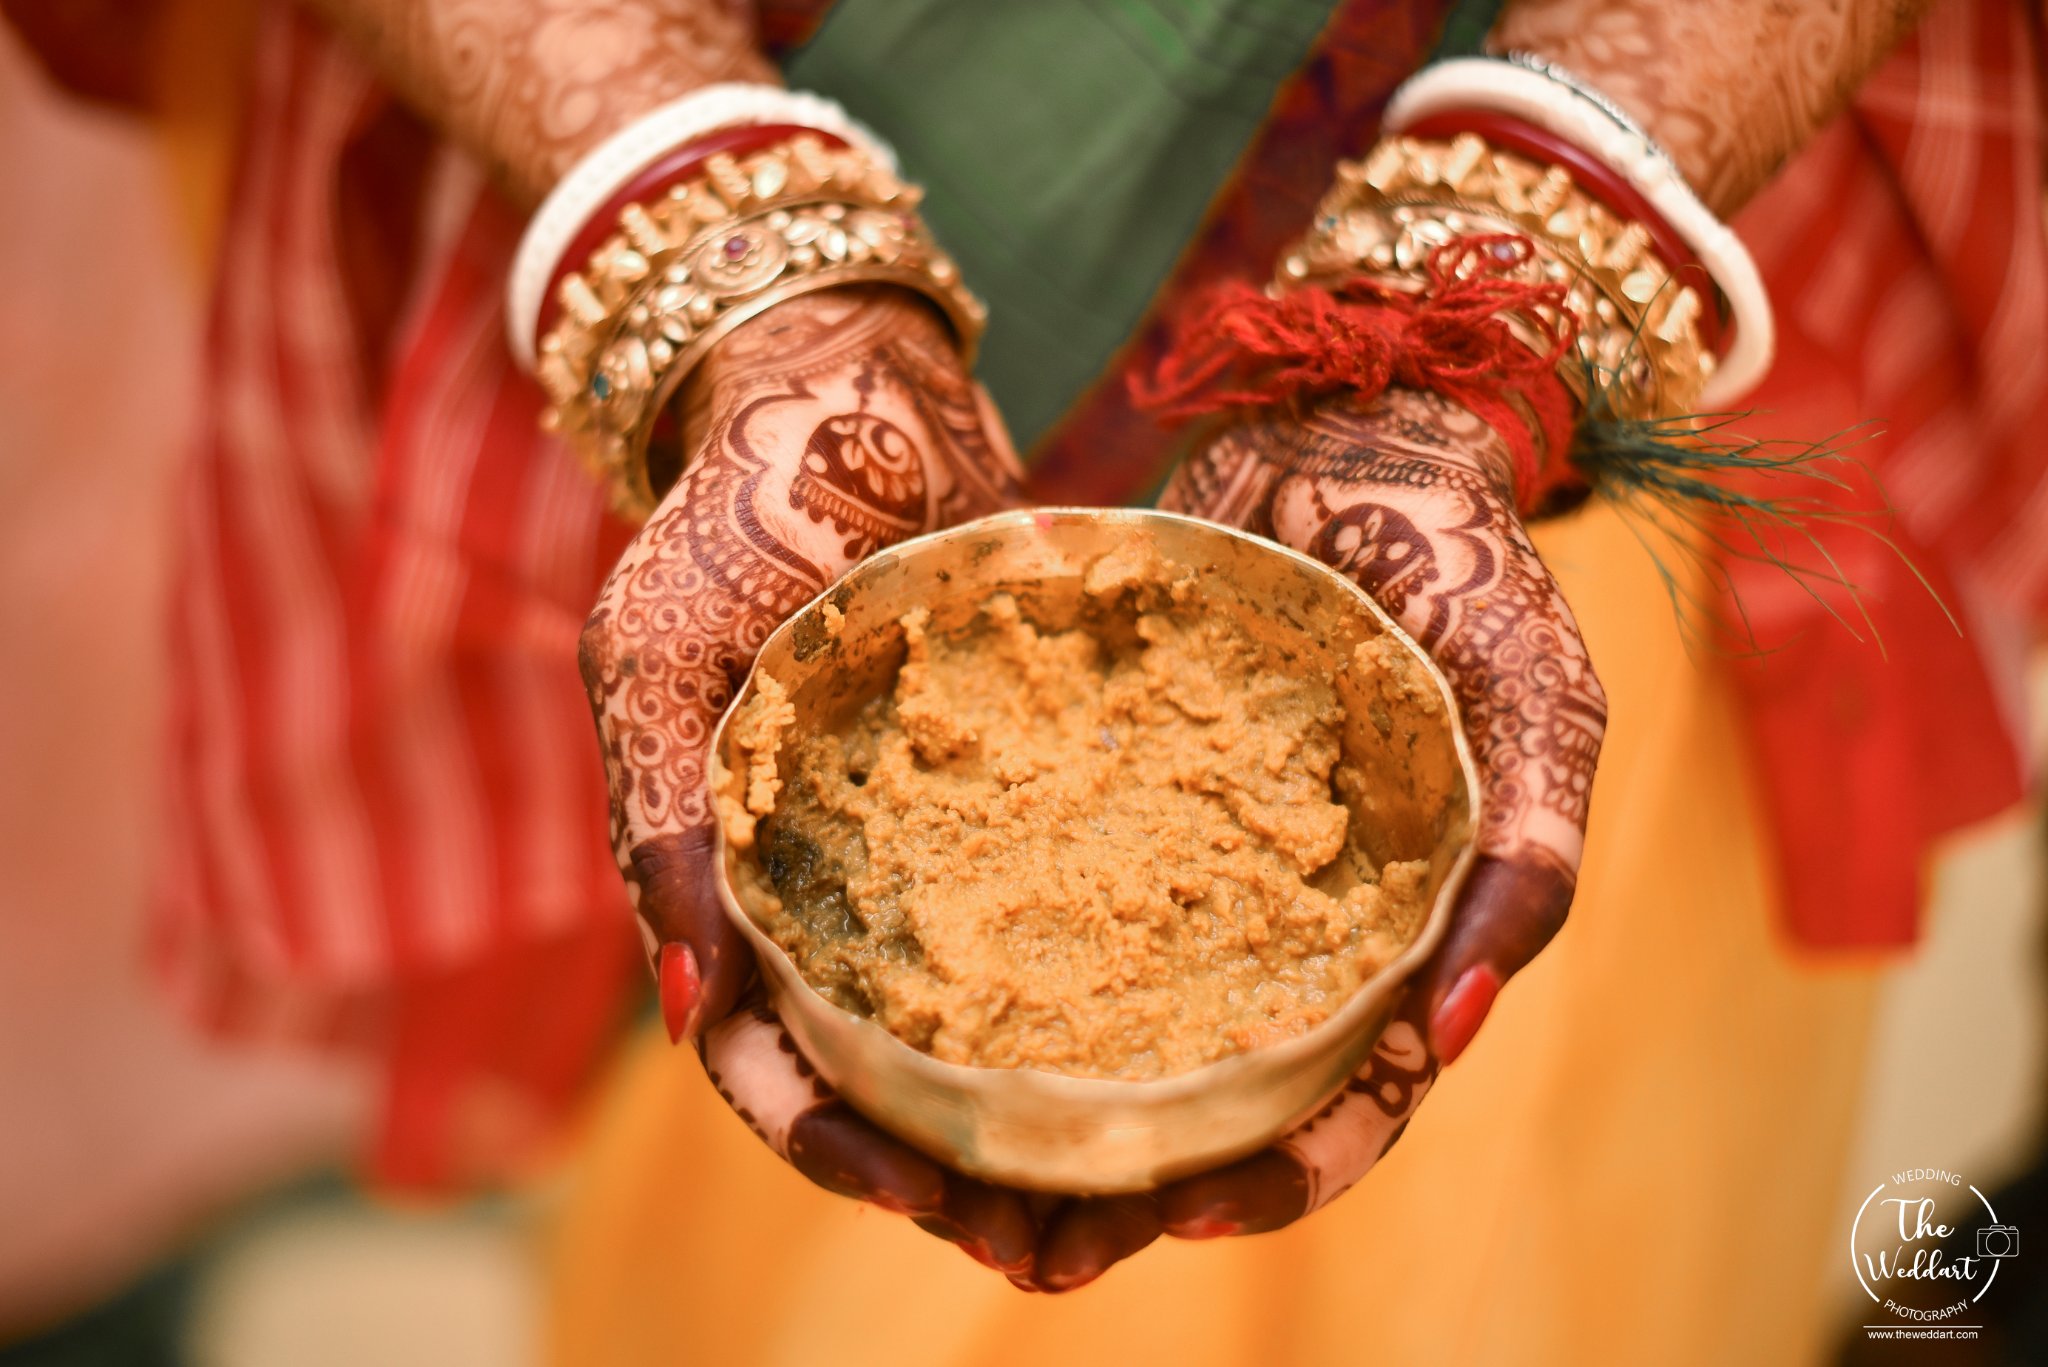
[579,287,1019,1036]
[1492,0,1936,215]
[302,0,777,203]
[1146,385,1604,1245]
[1165,388,1605,885]
[699,999,1040,1275]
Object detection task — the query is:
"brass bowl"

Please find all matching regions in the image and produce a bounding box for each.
[709,508,1477,1193]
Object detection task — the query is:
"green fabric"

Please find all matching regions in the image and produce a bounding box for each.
[1431,0,1506,58]
[784,1,1338,448]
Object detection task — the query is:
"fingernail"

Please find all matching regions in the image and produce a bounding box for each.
[1006,1272,1041,1294]
[1038,1269,1100,1295]
[1170,1216,1242,1241]
[1431,964,1501,1066]
[658,942,701,1044]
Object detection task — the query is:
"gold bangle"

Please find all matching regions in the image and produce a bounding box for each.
[1292,200,1689,419]
[535,137,985,519]
[1277,133,1712,421]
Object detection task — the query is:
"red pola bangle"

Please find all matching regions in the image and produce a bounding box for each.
[1404,110,1726,355]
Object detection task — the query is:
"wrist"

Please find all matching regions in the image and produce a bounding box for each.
[1301,388,1531,508]
[660,285,971,512]
[529,65,785,203]
[300,0,782,208]
[527,129,980,519]
[686,285,959,402]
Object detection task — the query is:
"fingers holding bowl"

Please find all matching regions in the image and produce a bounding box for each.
[578,473,817,1039]
[581,291,1064,1281]
[1032,1194,1164,1293]
[916,1177,1041,1277]
[1369,488,1598,1061]
[1156,1014,1436,1244]
[627,827,754,1043]
[1161,390,1605,1059]
[1030,1014,1437,1286]
[1027,758,1555,1273]
[1414,853,1576,1064]
[584,288,1024,1039]
[990,999,1445,1289]
[700,1001,944,1215]
[701,1000,1040,1276]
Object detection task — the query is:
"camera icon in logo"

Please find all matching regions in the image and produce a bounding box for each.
[1978,1224,2020,1259]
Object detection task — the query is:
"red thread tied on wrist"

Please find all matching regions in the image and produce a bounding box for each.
[1133,235,1583,515]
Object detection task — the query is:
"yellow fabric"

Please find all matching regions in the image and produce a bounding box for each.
[544,503,1883,1367]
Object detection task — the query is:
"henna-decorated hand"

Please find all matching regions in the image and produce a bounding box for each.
[578,286,1038,1274]
[1075,386,1605,1268]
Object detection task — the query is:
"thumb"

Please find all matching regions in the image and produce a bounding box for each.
[628,823,754,1045]
[1410,853,1575,1065]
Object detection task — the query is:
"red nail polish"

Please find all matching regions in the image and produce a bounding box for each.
[658,942,701,1044]
[1431,965,1501,1066]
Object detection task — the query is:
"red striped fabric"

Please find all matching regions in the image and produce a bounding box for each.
[153,8,637,1187]
[1720,0,2047,949]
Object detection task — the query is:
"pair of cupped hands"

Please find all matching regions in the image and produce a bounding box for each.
[578,284,1606,1292]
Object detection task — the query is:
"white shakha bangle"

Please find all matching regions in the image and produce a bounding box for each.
[1385,57,1775,410]
[505,83,899,373]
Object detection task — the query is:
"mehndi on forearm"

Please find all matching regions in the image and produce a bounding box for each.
[1491,0,1936,216]
[297,0,777,203]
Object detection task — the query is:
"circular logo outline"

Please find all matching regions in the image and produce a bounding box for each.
[1849,1176,2003,1308]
